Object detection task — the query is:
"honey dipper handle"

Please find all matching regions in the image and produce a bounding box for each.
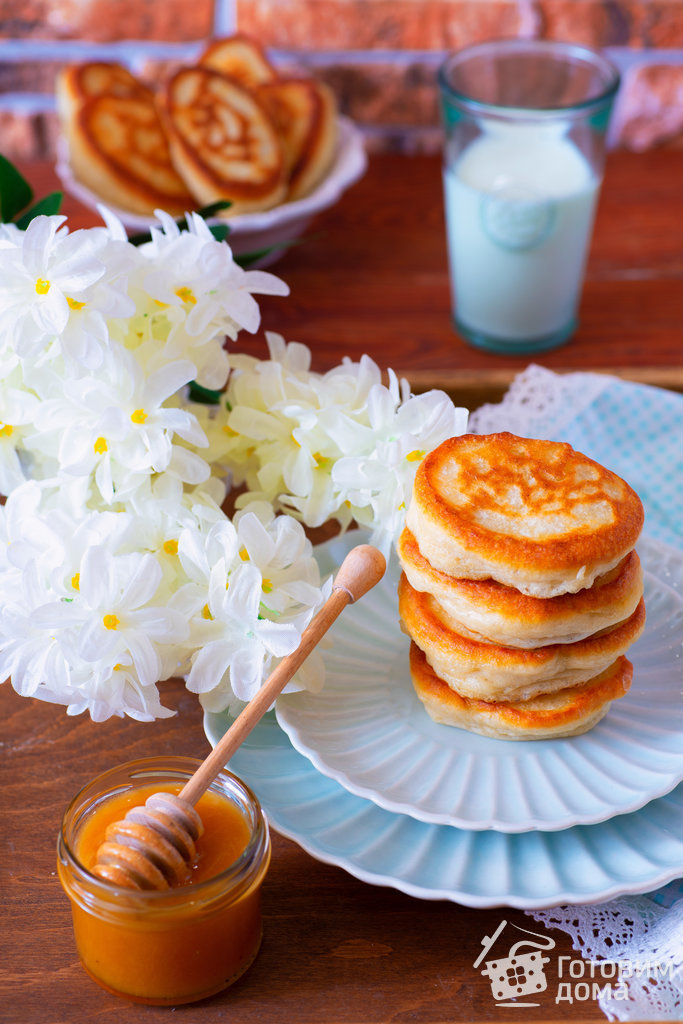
[179,544,386,807]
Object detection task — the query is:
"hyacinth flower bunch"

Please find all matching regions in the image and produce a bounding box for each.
[0,198,468,723]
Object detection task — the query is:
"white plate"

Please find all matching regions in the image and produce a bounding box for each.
[204,708,683,908]
[56,116,367,265]
[275,533,683,832]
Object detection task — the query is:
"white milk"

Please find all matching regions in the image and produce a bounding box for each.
[443,126,600,344]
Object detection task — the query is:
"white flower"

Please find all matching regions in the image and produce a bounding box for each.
[0,375,40,494]
[0,484,188,720]
[181,502,329,712]
[330,380,469,554]
[0,204,470,722]
[134,211,290,389]
[209,333,468,551]
[27,345,209,501]
[0,214,134,367]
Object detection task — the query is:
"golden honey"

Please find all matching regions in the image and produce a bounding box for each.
[57,757,270,1004]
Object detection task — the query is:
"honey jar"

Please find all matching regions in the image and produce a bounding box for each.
[57,756,270,1005]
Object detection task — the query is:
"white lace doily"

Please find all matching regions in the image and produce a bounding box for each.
[469,363,612,437]
[529,898,683,1021]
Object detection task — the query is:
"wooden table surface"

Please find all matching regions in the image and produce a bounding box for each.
[3,152,682,1024]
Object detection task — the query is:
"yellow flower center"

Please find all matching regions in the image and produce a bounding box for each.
[35,278,50,295]
[103,613,120,630]
[201,603,213,620]
[163,539,179,556]
[175,286,197,305]
[94,436,108,454]
[153,299,168,309]
[71,573,80,591]
[406,450,425,463]
[222,425,238,437]
[239,548,249,562]
[0,424,13,438]
[262,578,273,594]
[113,663,125,672]
[131,409,147,424]
[67,296,85,310]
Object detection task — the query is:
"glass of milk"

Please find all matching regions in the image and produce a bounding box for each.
[438,40,620,353]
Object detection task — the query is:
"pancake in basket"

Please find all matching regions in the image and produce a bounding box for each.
[57,66,195,217]
[57,62,152,108]
[405,433,644,598]
[409,642,633,740]
[397,527,644,648]
[256,77,338,199]
[198,34,277,89]
[161,66,287,215]
[398,573,646,702]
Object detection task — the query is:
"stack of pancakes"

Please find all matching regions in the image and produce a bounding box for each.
[57,33,338,218]
[398,433,646,741]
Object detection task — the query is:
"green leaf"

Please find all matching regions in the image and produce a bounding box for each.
[196,199,233,219]
[127,227,154,247]
[15,191,63,229]
[0,154,33,222]
[209,224,230,242]
[188,380,223,405]
[235,232,322,268]
[127,200,234,246]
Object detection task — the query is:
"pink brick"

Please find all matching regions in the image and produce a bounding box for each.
[236,0,522,50]
[320,61,441,127]
[0,0,214,41]
[0,111,49,161]
[644,2,683,46]
[537,1,644,47]
[0,60,62,92]
[0,1,45,36]
[615,63,683,149]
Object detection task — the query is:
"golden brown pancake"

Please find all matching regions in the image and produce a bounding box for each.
[198,34,278,90]
[398,573,646,702]
[57,62,153,108]
[257,77,338,199]
[409,643,633,740]
[397,527,644,648]
[405,433,644,598]
[161,66,287,215]
[58,72,195,217]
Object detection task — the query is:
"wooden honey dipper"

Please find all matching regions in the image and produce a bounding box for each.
[91,543,387,890]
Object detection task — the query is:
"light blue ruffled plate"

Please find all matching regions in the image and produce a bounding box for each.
[204,707,683,908]
[276,534,683,832]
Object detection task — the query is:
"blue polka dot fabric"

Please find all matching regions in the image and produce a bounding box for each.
[556,378,683,551]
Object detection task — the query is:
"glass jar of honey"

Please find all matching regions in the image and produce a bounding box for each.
[57,756,271,1005]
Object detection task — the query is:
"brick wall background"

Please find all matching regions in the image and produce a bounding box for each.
[1,0,683,163]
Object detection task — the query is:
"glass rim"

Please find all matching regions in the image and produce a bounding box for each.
[58,755,270,906]
[438,38,621,120]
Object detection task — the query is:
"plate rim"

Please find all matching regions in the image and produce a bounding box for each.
[204,707,683,909]
[274,531,683,833]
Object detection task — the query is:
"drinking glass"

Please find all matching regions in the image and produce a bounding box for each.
[438,39,620,354]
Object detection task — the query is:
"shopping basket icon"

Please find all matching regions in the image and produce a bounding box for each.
[474,919,555,1006]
